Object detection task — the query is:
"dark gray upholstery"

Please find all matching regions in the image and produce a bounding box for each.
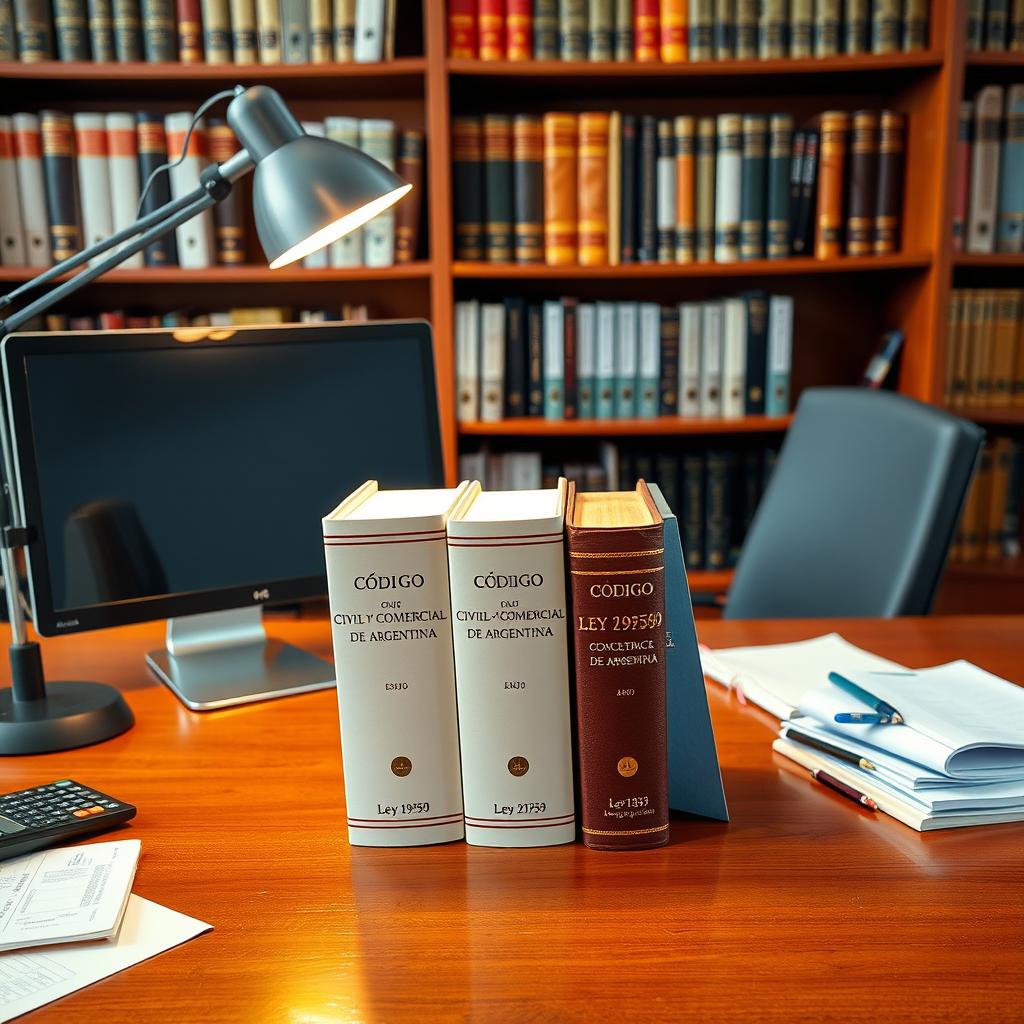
[723,388,984,620]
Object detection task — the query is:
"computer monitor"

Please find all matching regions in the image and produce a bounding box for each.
[1,320,444,710]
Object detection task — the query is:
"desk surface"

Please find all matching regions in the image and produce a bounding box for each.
[5,616,1024,1024]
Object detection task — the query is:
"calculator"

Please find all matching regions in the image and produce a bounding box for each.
[0,780,137,862]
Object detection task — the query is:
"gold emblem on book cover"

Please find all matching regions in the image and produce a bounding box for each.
[391,756,412,777]
[617,756,639,778]
[508,756,530,777]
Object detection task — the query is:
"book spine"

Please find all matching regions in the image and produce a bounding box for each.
[813,0,839,56]
[86,0,116,59]
[843,0,868,53]
[394,130,423,264]
[986,438,1014,558]
[0,0,14,59]
[201,0,232,60]
[332,0,354,59]
[589,0,613,58]
[281,0,308,60]
[323,507,464,848]
[613,0,632,57]
[637,302,660,418]
[735,0,756,57]
[507,0,531,58]
[966,0,984,49]
[659,305,680,415]
[992,291,1018,404]
[308,0,331,60]
[619,113,637,263]
[543,299,565,420]
[512,114,543,264]
[633,0,658,59]
[789,0,812,55]
[766,113,792,260]
[846,109,878,257]
[713,0,734,57]
[480,302,506,422]
[104,112,143,269]
[11,115,49,268]
[594,302,615,418]
[714,112,741,263]
[758,0,786,57]
[681,452,704,568]
[0,119,26,267]
[447,495,575,848]
[354,0,383,60]
[140,0,176,58]
[674,115,695,263]
[656,118,675,264]
[704,449,733,568]
[615,301,638,417]
[175,0,202,59]
[559,0,587,58]
[565,482,669,851]
[579,111,610,266]
[479,0,504,58]
[13,0,54,59]
[207,120,246,265]
[543,112,578,266]
[136,113,177,266]
[815,110,848,260]
[660,0,686,60]
[636,114,657,263]
[996,87,1024,254]
[871,0,899,52]
[483,113,513,263]
[765,293,793,415]
[74,112,114,258]
[40,111,79,264]
[563,296,578,419]
[793,127,818,255]
[678,302,701,416]
[967,87,1002,254]
[987,0,1009,49]
[952,102,972,253]
[699,300,722,415]
[165,112,214,268]
[721,297,746,418]
[534,0,557,57]
[948,290,968,409]
[688,0,712,59]
[695,116,715,262]
[874,109,905,255]
[54,0,89,58]
[453,116,484,261]
[739,113,767,261]
[608,111,621,264]
[903,0,927,49]
[359,118,395,267]
[527,302,544,416]
[743,290,768,413]
[448,0,476,57]
[1013,0,1024,50]
[325,116,362,265]
[577,302,596,418]
[455,300,480,421]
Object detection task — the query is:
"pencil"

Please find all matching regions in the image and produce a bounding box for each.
[785,730,877,771]
[811,769,878,810]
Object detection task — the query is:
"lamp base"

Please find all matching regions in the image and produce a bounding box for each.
[0,682,134,755]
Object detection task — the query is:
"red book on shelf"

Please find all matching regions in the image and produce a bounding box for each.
[634,0,660,61]
[478,0,505,59]
[175,0,203,61]
[448,0,477,58]
[506,0,531,59]
[952,101,972,254]
[99,311,127,330]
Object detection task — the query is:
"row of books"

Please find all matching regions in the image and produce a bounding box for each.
[950,434,1023,563]
[458,440,778,570]
[448,0,930,61]
[966,0,1024,51]
[954,85,1024,255]
[0,0,397,63]
[0,112,422,270]
[453,108,906,266]
[945,289,1024,411]
[21,304,372,332]
[454,293,794,424]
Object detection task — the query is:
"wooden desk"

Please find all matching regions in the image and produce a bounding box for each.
[5,616,1023,1023]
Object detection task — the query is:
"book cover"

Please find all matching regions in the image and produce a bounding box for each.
[394,129,423,263]
[874,109,905,255]
[332,0,355,59]
[456,299,480,422]
[793,127,818,256]
[480,302,506,422]
[527,302,544,416]
[704,449,734,568]
[577,301,596,419]
[608,110,622,264]
[674,115,696,262]
[615,301,639,417]
[681,451,704,569]
[699,300,723,416]
[543,298,566,420]
[447,482,576,848]
[636,114,657,263]
[846,109,879,257]
[323,481,469,847]
[788,128,806,252]
[758,0,785,57]
[207,119,246,265]
[165,112,214,269]
[0,118,25,267]
[637,301,660,419]
[660,0,686,59]
[659,305,680,415]
[354,0,383,61]
[656,118,676,264]
[112,0,142,58]
[11,115,48,268]
[533,0,557,57]
[742,290,768,414]
[136,113,177,266]
[507,0,531,57]
[967,0,985,49]
[308,0,331,60]
[613,0,633,58]
[13,0,54,58]
[255,0,280,59]
[619,113,637,263]
[844,0,869,53]
[578,111,610,266]
[483,113,513,263]
[1013,0,1024,50]
[765,293,794,415]
[986,0,1009,49]
[735,0,756,57]
[565,481,670,851]
[325,116,362,266]
[73,112,115,260]
[678,302,701,417]
[689,0,712,60]
[563,295,579,419]
[695,116,716,262]
[448,0,476,57]
[87,0,116,60]
[633,0,658,59]
[104,112,143,270]
[790,0,812,56]
[0,0,16,58]
[945,290,966,408]
[589,0,613,59]
[559,0,587,59]
[54,0,89,58]
[814,0,839,55]
[595,301,616,419]
[140,0,175,58]
[543,112,578,266]
[714,0,735,58]
[815,110,848,259]
[903,0,928,49]
[453,117,485,261]
[967,86,1003,254]
[991,290,1020,405]
[714,112,741,263]
[953,102,973,253]
[766,112,793,259]
[739,113,767,261]
[479,0,504,58]
[721,296,746,418]
[996,85,1024,254]
[200,0,231,60]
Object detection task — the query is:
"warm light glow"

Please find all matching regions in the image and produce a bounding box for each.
[268,184,413,269]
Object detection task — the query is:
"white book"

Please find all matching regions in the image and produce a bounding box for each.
[446,481,576,848]
[714,113,742,262]
[11,114,48,268]
[359,118,395,266]
[459,448,487,483]
[301,121,330,268]
[699,300,723,417]
[595,300,616,419]
[104,112,143,269]
[615,301,639,418]
[479,302,505,422]
[73,113,114,266]
[0,117,27,267]
[354,0,384,61]
[542,298,564,420]
[504,451,543,489]
[967,85,1004,254]
[721,296,747,419]
[322,481,471,847]
[455,299,480,422]
[656,133,675,263]
[325,116,363,267]
[637,301,661,418]
[576,302,596,417]
[165,113,215,269]
[678,302,702,417]
[765,294,794,415]
[487,452,507,489]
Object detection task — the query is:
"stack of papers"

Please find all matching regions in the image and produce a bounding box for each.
[774,660,1024,831]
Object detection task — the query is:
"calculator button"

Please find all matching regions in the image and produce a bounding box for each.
[72,810,92,818]
[0,815,26,833]
[86,806,105,815]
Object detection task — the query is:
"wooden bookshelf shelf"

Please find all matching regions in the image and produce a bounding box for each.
[686,569,734,593]
[952,253,1024,268]
[459,416,793,436]
[945,557,1024,581]
[964,52,1024,67]
[968,408,1024,426]
[453,254,931,280]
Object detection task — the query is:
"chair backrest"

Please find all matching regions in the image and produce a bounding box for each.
[723,388,984,620]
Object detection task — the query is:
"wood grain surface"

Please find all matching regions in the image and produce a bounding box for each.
[4,614,1023,1023]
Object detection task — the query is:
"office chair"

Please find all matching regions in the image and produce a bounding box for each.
[722,387,984,619]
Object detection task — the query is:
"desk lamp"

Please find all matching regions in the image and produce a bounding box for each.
[0,84,412,754]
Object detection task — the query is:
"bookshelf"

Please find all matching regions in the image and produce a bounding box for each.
[0,0,1017,603]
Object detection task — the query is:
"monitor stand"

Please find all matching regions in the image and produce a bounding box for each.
[145,607,335,711]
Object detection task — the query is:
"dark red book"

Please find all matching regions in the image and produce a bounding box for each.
[448,0,476,57]
[562,296,578,420]
[175,0,202,61]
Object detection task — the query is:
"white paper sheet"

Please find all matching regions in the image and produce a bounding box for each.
[0,895,211,1022]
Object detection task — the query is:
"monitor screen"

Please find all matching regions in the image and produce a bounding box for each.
[3,322,444,634]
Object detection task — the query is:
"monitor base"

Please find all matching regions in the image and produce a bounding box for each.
[0,681,135,755]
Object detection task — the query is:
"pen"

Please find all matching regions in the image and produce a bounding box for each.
[811,769,878,810]
[785,730,877,771]
[828,671,905,725]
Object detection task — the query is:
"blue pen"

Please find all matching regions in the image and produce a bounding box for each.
[828,671,905,725]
